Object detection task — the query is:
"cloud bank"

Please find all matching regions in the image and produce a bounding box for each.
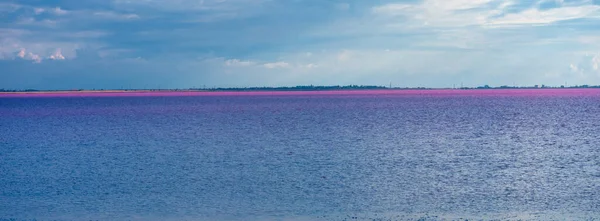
[2,0,600,89]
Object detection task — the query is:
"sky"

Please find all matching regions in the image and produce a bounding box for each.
[2,0,600,90]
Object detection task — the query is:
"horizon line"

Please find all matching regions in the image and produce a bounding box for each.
[2,84,600,92]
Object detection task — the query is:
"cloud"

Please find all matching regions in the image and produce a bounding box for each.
[29,53,41,63]
[225,47,600,87]
[372,0,498,16]
[0,27,85,63]
[423,0,496,11]
[52,7,69,15]
[16,49,42,63]
[488,5,600,26]
[224,59,254,66]
[371,0,499,27]
[570,63,579,72]
[9,47,68,63]
[593,54,600,71]
[263,61,290,69]
[49,49,65,60]
[93,11,140,20]
[17,49,26,58]
[223,57,317,70]
[371,4,412,15]
[565,52,600,79]
[303,63,318,69]
[34,8,45,15]
[5,3,138,25]
[371,0,600,28]
[3,0,600,89]
[30,6,68,15]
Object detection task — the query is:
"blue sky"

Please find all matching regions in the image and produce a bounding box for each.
[1,0,600,89]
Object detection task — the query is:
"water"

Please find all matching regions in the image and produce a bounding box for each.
[2,90,600,220]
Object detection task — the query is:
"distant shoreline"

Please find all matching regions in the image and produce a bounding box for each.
[2,84,600,94]
[2,88,600,98]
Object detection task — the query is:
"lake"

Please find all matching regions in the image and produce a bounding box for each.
[1,89,600,220]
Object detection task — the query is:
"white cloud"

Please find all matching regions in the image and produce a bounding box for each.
[0,27,105,64]
[4,0,600,88]
[31,6,68,15]
[488,5,600,26]
[303,63,318,68]
[371,4,412,16]
[224,59,254,66]
[52,7,69,15]
[220,57,317,70]
[372,0,500,27]
[49,49,65,60]
[29,53,41,63]
[17,49,26,58]
[15,49,42,63]
[2,40,77,63]
[218,47,600,87]
[562,52,600,79]
[34,8,46,14]
[94,11,140,20]
[570,63,579,72]
[263,61,290,69]
[372,0,600,28]
[423,0,495,11]
[593,54,600,71]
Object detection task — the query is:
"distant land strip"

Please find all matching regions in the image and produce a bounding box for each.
[2,84,600,93]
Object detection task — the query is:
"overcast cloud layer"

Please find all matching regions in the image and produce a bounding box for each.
[2,0,600,89]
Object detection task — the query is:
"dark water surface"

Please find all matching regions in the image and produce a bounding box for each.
[2,91,600,220]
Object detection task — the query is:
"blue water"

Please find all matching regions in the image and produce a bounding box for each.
[1,95,600,220]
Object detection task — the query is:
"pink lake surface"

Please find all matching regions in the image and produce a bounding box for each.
[1,89,600,97]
